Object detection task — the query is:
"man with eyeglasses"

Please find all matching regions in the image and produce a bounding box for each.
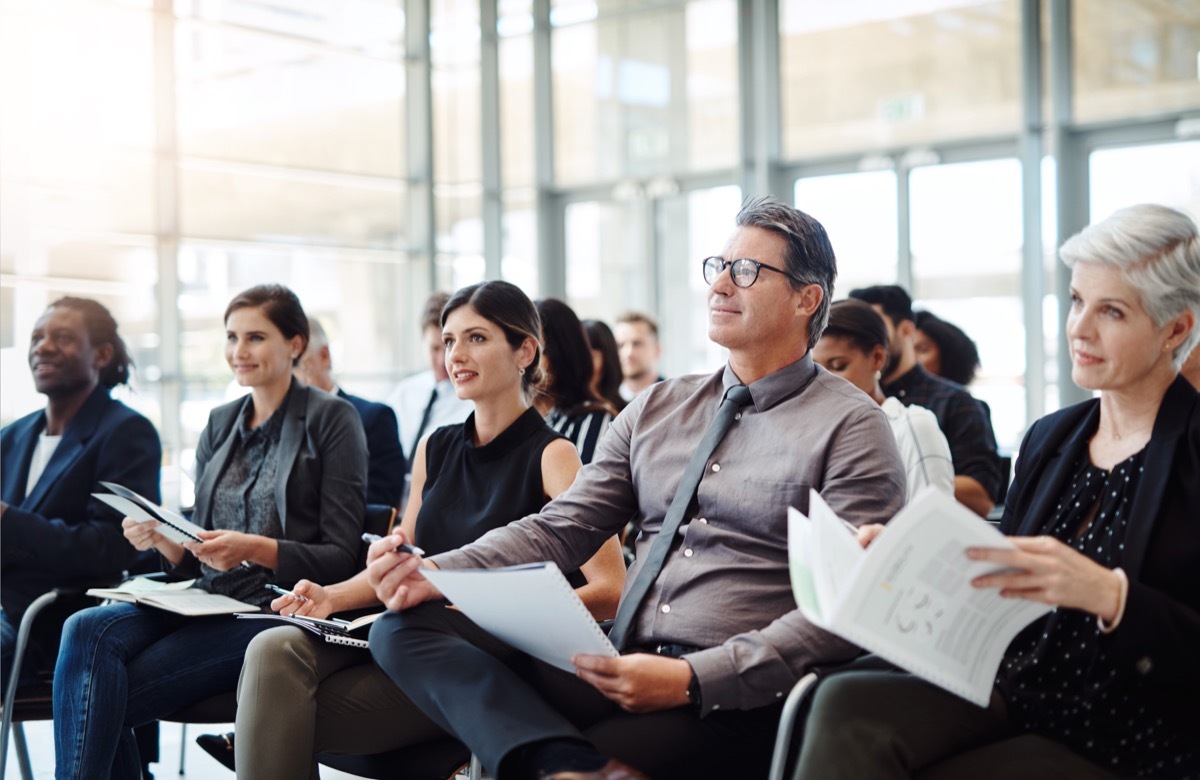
[361,197,907,780]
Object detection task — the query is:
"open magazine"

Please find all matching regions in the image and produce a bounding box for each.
[789,488,1052,706]
[87,577,259,617]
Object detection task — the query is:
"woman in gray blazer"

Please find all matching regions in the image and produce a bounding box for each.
[53,284,367,780]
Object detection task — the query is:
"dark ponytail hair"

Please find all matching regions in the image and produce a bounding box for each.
[223,284,309,366]
[824,298,890,356]
[48,297,133,389]
[537,299,614,416]
[582,319,626,413]
[442,281,544,392]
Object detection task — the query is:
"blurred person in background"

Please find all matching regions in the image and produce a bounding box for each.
[536,299,618,465]
[615,311,664,402]
[387,292,472,471]
[814,299,954,498]
[913,309,982,388]
[295,316,405,507]
[850,285,1002,518]
[583,319,627,414]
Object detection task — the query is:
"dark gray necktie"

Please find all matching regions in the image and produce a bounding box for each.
[607,384,754,651]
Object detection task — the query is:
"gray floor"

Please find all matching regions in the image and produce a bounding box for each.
[4,719,369,779]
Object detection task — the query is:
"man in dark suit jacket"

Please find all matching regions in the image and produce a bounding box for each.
[295,317,405,507]
[1,297,162,687]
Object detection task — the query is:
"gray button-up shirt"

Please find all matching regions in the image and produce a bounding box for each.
[432,354,906,713]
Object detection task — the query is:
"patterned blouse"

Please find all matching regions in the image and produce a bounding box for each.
[194,392,289,607]
[999,446,1194,777]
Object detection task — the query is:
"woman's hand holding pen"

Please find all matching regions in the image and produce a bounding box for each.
[270,580,333,619]
[365,531,442,611]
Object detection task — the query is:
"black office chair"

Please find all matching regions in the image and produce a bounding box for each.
[767,655,901,780]
[1,587,102,780]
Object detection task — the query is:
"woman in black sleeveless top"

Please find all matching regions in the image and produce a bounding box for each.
[229,281,624,780]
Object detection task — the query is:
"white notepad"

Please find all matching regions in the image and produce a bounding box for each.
[422,562,617,673]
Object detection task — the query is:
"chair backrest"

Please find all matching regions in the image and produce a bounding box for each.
[364,504,398,537]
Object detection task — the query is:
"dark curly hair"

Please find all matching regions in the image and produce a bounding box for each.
[913,310,981,386]
[47,297,134,389]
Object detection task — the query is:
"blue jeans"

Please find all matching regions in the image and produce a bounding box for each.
[53,603,272,780]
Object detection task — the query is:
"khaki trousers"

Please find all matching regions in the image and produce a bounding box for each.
[234,626,448,780]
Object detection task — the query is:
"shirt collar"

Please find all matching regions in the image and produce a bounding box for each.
[882,363,930,399]
[721,353,818,413]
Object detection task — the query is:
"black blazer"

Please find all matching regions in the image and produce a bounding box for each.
[1001,374,1200,737]
[1,385,162,620]
[181,383,367,586]
[338,389,405,507]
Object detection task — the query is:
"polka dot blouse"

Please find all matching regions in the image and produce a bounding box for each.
[998,447,1196,778]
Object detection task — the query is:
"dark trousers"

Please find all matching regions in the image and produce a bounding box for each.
[369,603,782,780]
[792,671,1118,780]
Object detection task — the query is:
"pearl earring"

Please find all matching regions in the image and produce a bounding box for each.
[874,370,882,381]
[518,367,525,376]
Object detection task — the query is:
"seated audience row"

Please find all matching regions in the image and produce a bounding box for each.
[2,199,1196,780]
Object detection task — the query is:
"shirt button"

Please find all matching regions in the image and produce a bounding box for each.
[697,517,708,524]
[661,604,671,614]
[711,464,720,472]
[683,549,693,557]
[712,704,720,710]
[734,412,741,420]
[1135,657,1153,675]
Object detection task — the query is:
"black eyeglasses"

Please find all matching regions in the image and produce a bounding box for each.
[702,256,797,288]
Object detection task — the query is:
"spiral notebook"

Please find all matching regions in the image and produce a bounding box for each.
[234,611,382,649]
[422,562,617,673]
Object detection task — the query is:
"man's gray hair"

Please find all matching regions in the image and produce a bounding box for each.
[734,196,837,350]
[1060,203,1200,368]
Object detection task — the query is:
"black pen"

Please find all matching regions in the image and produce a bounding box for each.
[362,532,425,557]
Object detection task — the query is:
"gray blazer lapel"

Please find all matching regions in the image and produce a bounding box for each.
[274,385,309,532]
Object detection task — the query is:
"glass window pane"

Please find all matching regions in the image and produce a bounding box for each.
[179,162,406,249]
[500,35,536,189]
[553,0,738,186]
[657,185,743,376]
[176,22,405,178]
[1,244,160,428]
[1,2,156,236]
[565,199,649,313]
[1089,140,1200,222]
[910,158,1024,450]
[433,68,483,184]
[174,0,405,58]
[795,171,898,295]
[502,189,540,296]
[780,0,1021,158]
[1073,0,1200,124]
[435,185,484,255]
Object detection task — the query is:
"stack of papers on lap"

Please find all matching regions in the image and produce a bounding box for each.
[92,481,206,544]
[422,562,617,673]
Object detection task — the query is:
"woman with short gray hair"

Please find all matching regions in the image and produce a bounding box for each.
[793,204,1200,779]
